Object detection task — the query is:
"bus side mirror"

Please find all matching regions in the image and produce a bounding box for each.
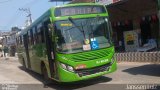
[55,37,58,43]
[48,24,54,31]
[48,24,54,37]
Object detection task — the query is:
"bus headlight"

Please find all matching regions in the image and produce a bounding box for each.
[60,63,74,72]
[67,66,74,72]
[61,63,67,70]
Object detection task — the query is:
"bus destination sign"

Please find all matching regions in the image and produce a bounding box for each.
[54,6,106,17]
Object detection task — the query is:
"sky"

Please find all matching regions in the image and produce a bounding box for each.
[0,0,68,32]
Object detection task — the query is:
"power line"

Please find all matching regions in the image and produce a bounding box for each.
[21,0,39,8]
[19,8,32,25]
[0,0,12,3]
[3,0,38,29]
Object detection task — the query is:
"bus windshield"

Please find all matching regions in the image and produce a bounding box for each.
[55,17,112,54]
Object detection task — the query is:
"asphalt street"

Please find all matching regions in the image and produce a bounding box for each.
[0,57,160,90]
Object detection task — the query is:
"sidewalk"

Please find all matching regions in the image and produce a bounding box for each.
[0,56,18,61]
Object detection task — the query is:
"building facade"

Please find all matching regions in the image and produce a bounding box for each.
[2,27,21,56]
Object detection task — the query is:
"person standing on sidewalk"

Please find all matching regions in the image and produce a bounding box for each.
[3,46,9,59]
[0,48,2,57]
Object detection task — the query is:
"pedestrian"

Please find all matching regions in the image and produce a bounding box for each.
[0,48,2,57]
[3,46,9,59]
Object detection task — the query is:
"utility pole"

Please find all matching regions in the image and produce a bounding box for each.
[19,8,32,25]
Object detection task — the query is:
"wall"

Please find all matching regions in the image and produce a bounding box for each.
[116,52,160,63]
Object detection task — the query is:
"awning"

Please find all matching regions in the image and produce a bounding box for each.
[107,0,158,22]
[95,0,121,5]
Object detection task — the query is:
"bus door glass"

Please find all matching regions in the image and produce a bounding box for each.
[43,20,55,78]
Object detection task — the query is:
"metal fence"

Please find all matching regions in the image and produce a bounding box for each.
[115,52,160,63]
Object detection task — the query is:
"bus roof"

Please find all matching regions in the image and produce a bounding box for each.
[19,9,51,36]
[54,3,103,8]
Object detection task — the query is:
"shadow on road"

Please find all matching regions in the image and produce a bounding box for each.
[18,66,112,90]
[47,76,112,90]
[122,64,160,77]
[18,66,44,82]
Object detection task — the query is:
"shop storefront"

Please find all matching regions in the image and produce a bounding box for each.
[96,0,160,52]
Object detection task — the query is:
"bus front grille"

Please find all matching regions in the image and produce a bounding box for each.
[75,63,111,77]
[71,49,111,62]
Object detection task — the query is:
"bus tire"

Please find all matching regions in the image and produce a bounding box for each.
[41,64,52,84]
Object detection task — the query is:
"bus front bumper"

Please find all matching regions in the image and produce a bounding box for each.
[57,60,117,82]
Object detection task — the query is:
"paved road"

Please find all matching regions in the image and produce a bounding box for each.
[0,57,160,90]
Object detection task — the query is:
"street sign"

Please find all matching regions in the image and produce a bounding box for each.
[90,38,99,50]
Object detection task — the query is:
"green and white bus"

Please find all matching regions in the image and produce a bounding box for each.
[16,3,117,82]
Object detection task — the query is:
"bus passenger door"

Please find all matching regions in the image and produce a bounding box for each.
[23,34,31,69]
[44,21,55,78]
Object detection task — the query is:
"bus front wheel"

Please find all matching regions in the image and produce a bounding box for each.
[41,65,52,84]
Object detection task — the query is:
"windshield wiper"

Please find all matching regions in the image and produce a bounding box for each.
[68,17,82,31]
[87,16,100,39]
[68,17,86,39]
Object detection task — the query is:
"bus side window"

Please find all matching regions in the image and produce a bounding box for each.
[40,27,44,43]
[28,31,31,45]
[30,29,34,45]
[33,27,37,45]
[37,27,44,44]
